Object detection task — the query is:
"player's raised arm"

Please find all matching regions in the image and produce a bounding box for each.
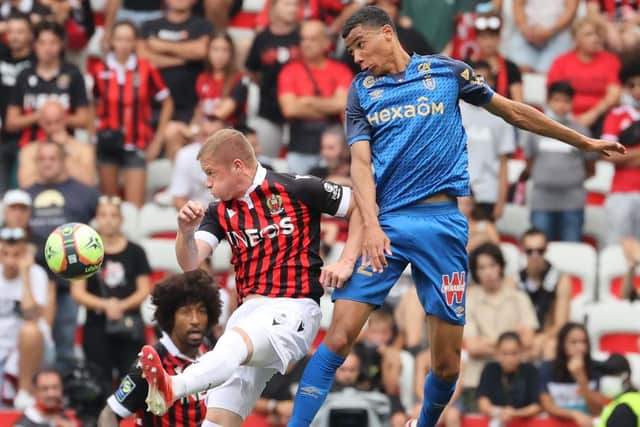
[483,92,626,157]
[175,200,214,271]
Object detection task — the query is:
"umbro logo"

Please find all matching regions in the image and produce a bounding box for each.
[297,321,305,332]
[226,208,236,218]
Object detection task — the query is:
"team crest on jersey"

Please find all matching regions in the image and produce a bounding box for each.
[471,74,485,85]
[423,75,436,90]
[441,271,466,309]
[28,75,38,87]
[266,194,284,215]
[417,62,431,73]
[56,74,70,90]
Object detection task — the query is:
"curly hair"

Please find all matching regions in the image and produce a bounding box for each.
[152,270,222,335]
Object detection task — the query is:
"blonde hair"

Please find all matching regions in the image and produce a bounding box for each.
[197,128,257,167]
[572,16,605,39]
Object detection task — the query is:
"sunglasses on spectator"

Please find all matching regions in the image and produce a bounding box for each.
[475,16,501,31]
[0,227,26,242]
[98,195,122,206]
[524,247,546,256]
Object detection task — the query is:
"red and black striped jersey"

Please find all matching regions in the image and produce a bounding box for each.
[195,71,248,126]
[90,54,169,150]
[195,165,351,304]
[9,61,88,147]
[107,334,207,427]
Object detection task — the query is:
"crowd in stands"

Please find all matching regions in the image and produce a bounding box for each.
[0,0,640,426]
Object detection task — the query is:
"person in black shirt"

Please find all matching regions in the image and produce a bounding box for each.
[71,196,151,390]
[245,0,301,160]
[97,269,222,427]
[46,0,94,54]
[6,20,90,147]
[476,332,542,425]
[140,0,213,123]
[0,12,34,193]
[340,0,435,75]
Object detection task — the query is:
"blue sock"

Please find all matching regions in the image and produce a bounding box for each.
[287,344,345,427]
[418,371,458,427]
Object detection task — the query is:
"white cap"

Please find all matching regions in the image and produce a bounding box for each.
[2,190,32,207]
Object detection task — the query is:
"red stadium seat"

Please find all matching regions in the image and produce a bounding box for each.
[600,333,640,354]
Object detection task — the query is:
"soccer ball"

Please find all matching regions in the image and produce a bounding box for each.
[44,223,104,280]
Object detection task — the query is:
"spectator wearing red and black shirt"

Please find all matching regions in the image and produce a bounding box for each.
[162,31,248,160]
[547,16,622,135]
[91,21,173,207]
[139,0,212,124]
[601,57,640,246]
[45,0,94,56]
[278,20,352,174]
[5,20,90,148]
[245,0,301,160]
[586,0,640,53]
[97,270,222,427]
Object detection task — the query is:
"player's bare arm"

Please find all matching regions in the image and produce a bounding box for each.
[97,405,119,427]
[175,200,212,271]
[320,202,363,289]
[484,93,627,156]
[351,140,392,273]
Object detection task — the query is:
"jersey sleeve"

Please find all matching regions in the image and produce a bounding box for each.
[277,64,296,96]
[195,203,225,250]
[149,63,169,102]
[230,76,249,106]
[446,58,494,106]
[245,33,262,72]
[69,67,89,108]
[290,175,352,218]
[8,69,28,107]
[345,81,372,145]
[106,367,148,418]
[602,110,621,140]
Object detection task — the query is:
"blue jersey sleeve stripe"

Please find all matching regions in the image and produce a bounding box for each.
[348,135,371,146]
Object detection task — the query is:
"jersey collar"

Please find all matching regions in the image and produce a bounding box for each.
[159,332,200,363]
[106,53,138,84]
[238,163,267,202]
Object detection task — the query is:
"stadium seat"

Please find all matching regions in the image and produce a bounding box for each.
[500,242,522,281]
[507,158,526,184]
[146,158,173,200]
[139,238,182,275]
[583,205,606,249]
[522,73,547,106]
[496,204,531,244]
[399,350,415,412]
[598,245,628,301]
[269,158,289,173]
[585,301,640,354]
[545,242,597,302]
[138,203,178,239]
[584,160,614,205]
[120,201,140,241]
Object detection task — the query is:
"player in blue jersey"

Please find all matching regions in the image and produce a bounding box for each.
[287,6,626,427]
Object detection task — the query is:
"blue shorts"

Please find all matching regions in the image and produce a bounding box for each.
[332,201,468,325]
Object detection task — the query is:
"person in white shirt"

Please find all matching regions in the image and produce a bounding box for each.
[0,227,55,409]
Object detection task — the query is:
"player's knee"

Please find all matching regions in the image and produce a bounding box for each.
[431,352,460,382]
[324,326,355,357]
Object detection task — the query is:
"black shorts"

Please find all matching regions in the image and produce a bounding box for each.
[97,148,146,169]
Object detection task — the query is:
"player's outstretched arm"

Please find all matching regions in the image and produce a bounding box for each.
[351,140,392,272]
[176,200,213,272]
[483,93,627,157]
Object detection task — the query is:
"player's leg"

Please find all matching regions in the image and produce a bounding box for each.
[288,240,408,427]
[405,202,468,427]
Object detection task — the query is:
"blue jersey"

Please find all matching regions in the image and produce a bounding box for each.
[345,54,495,214]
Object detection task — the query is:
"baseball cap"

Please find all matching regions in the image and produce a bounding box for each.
[2,190,32,207]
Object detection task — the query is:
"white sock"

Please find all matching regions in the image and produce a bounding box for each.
[172,330,249,399]
[201,420,223,427]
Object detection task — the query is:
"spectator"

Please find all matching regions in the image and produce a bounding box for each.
[587,0,640,54]
[97,270,221,426]
[547,16,622,134]
[0,12,34,194]
[601,57,640,246]
[18,100,96,188]
[308,126,350,184]
[461,60,515,220]
[245,0,301,160]
[44,0,94,61]
[507,0,578,73]
[201,0,244,31]
[278,19,352,174]
[459,196,500,253]
[167,115,225,210]
[314,351,392,427]
[473,15,523,102]
[341,0,435,74]
[24,141,98,374]
[0,227,55,409]
[522,81,594,242]
[518,229,572,360]
[598,353,640,426]
[352,308,407,426]
[476,332,542,425]
[71,196,151,390]
[539,322,607,427]
[256,0,356,36]
[12,369,80,427]
[463,243,539,404]
[1,190,32,233]
[139,0,212,124]
[162,31,248,160]
[5,20,90,148]
[0,0,50,29]
[102,0,163,51]
[91,20,173,207]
